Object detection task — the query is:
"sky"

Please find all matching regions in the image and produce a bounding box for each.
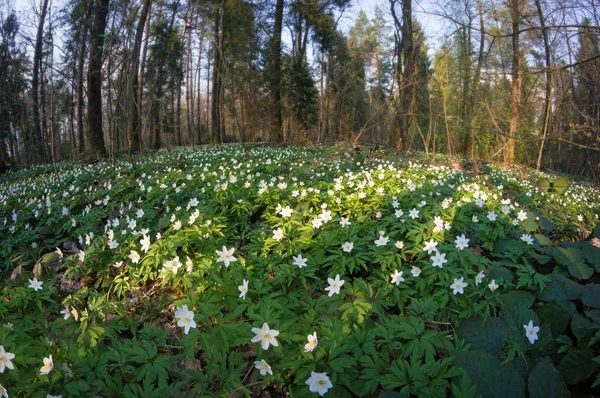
[341,0,446,55]
[6,0,447,56]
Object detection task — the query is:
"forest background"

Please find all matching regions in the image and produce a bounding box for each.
[0,0,599,178]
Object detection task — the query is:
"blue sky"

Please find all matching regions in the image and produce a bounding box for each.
[8,0,445,53]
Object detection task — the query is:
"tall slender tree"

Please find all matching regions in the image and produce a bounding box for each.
[269,0,284,143]
[389,0,414,152]
[86,0,110,158]
[504,0,523,165]
[211,0,223,144]
[130,0,152,153]
[535,0,552,170]
[75,0,92,154]
[32,0,50,163]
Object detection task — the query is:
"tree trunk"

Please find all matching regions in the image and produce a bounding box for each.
[86,0,110,159]
[32,0,50,164]
[400,0,414,152]
[505,0,522,165]
[176,5,189,147]
[211,1,223,144]
[535,0,552,170]
[196,18,204,144]
[185,7,194,145]
[389,0,414,152]
[76,1,91,155]
[269,0,284,144]
[204,32,210,144]
[129,0,152,153]
[40,55,49,162]
[471,0,485,158]
[138,4,152,150]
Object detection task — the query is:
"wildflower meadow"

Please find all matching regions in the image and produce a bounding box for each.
[0,145,599,397]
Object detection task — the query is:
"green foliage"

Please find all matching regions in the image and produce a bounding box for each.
[0,145,599,396]
[536,176,569,194]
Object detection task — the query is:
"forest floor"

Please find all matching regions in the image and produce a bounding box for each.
[0,144,599,397]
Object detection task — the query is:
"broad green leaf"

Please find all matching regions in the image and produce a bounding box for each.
[568,263,593,280]
[157,216,170,230]
[535,302,571,337]
[582,284,600,308]
[527,356,568,398]
[538,274,582,303]
[456,317,509,357]
[538,216,555,232]
[571,314,595,343]
[557,348,599,385]
[36,226,56,235]
[500,303,538,351]
[581,241,600,268]
[453,350,526,398]
[586,309,600,324]
[489,266,513,283]
[378,392,409,398]
[536,178,550,192]
[592,222,600,239]
[522,220,538,233]
[502,291,535,309]
[451,373,478,398]
[552,177,569,194]
[528,251,552,264]
[533,234,552,247]
[552,246,583,267]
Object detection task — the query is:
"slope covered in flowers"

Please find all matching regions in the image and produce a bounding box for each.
[0,145,599,397]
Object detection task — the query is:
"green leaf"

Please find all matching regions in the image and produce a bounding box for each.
[456,317,509,357]
[522,220,538,233]
[533,234,552,247]
[582,284,600,308]
[568,263,594,280]
[502,291,535,309]
[378,392,408,398]
[552,246,584,267]
[552,177,569,194]
[488,267,513,283]
[585,309,600,324]
[36,226,56,235]
[538,274,582,303]
[536,302,571,337]
[581,242,600,268]
[557,348,599,385]
[536,178,550,193]
[500,303,538,351]
[451,373,478,398]
[527,356,568,398]
[538,217,555,233]
[157,216,170,230]
[453,350,526,398]
[592,222,600,239]
[571,314,595,343]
